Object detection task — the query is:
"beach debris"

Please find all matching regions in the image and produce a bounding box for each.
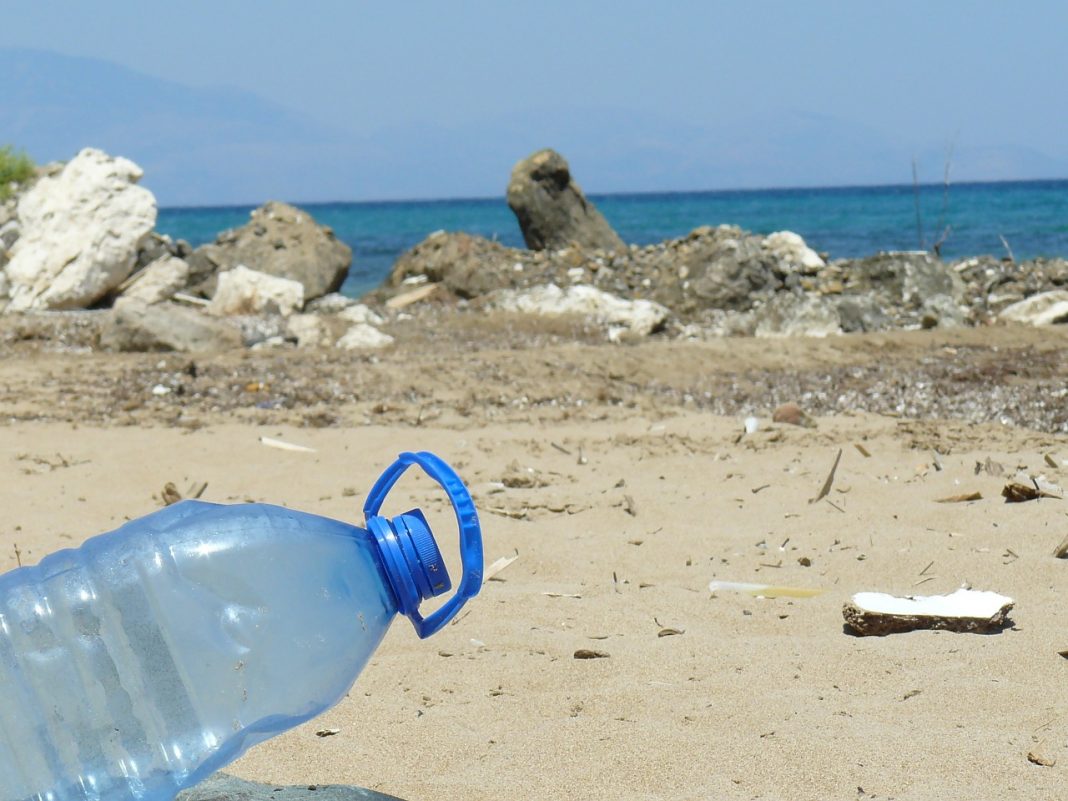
[623,494,638,516]
[501,460,547,488]
[1045,453,1060,469]
[657,627,684,637]
[1053,535,1068,559]
[1002,480,1061,503]
[385,282,439,310]
[542,591,582,599]
[1027,751,1056,768]
[709,580,823,599]
[772,402,815,428]
[573,649,610,660]
[485,551,519,581]
[1058,650,1068,659]
[854,443,872,458]
[975,457,1006,477]
[258,435,316,453]
[314,728,341,738]
[744,416,760,434]
[935,491,983,503]
[843,587,1014,636]
[161,482,183,506]
[810,448,843,504]
[187,481,208,500]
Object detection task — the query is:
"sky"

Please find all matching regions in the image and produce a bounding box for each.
[2,1,1067,205]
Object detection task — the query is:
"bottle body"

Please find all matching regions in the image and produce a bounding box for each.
[0,500,398,801]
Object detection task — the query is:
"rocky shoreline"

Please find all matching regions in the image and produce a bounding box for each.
[1,147,1067,357]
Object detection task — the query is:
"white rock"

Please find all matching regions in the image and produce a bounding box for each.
[491,284,668,341]
[121,256,190,304]
[998,290,1068,326]
[338,303,385,325]
[753,294,841,338]
[0,269,8,300]
[209,265,304,317]
[336,323,394,349]
[286,313,328,347]
[6,148,157,310]
[762,231,825,270]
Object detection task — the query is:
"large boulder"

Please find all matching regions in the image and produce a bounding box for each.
[101,300,243,352]
[5,148,156,310]
[383,231,523,299]
[506,149,625,252]
[190,202,350,300]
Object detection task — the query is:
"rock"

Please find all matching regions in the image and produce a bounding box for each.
[0,269,8,301]
[5,148,157,310]
[506,149,625,252]
[306,292,358,314]
[491,283,668,341]
[384,231,521,299]
[761,231,825,271]
[836,297,891,333]
[336,323,394,349]
[178,772,402,801]
[286,313,329,347]
[998,290,1068,326]
[338,303,384,326]
[842,252,963,312]
[134,232,179,271]
[209,265,305,317]
[753,293,841,338]
[920,294,967,329]
[772,402,816,428]
[101,300,243,352]
[191,201,350,300]
[120,256,190,305]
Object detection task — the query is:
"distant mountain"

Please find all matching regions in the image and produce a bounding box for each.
[3,48,1065,206]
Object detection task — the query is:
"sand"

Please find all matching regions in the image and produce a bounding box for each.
[2,325,1067,800]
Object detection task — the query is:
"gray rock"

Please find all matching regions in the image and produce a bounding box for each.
[836,297,891,333]
[506,149,625,252]
[179,773,403,801]
[120,255,190,305]
[841,252,963,310]
[100,299,243,352]
[753,293,841,338]
[191,202,351,300]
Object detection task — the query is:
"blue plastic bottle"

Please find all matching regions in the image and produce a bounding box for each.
[0,451,482,801]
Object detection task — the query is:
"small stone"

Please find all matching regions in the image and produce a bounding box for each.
[772,402,815,428]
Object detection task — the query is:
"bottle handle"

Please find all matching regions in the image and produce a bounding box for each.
[364,451,483,638]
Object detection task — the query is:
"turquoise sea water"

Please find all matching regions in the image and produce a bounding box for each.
[156,180,1068,298]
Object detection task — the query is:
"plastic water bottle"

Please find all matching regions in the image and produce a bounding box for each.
[0,451,482,801]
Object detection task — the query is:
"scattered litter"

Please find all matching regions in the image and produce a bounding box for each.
[810,449,843,504]
[542,592,582,599]
[657,628,684,637]
[259,436,316,453]
[315,728,341,738]
[1058,650,1068,659]
[151,384,171,396]
[573,649,610,660]
[1002,481,1061,503]
[1053,535,1068,559]
[975,457,1005,477]
[161,482,182,506]
[843,587,1014,636]
[744,416,760,434]
[935,491,983,503]
[186,481,208,500]
[854,443,872,458]
[550,442,572,456]
[1027,751,1056,768]
[1045,453,1059,469]
[485,551,519,581]
[709,580,823,599]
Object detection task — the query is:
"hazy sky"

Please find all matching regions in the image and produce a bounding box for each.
[3,1,1067,202]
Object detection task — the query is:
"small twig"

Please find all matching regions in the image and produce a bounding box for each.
[919,560,934,576]
[824,499,846,514]
[550,442,572,456]
[810,449,843,505]
[13,543,22,568]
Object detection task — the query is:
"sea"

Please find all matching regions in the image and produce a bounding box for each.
[155,180,1068,299]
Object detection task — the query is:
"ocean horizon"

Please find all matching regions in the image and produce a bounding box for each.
[156,178,1068,298]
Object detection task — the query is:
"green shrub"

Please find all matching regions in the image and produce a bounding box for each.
[0,145,35,201]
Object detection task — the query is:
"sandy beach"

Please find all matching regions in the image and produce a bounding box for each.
[2,323,1067,800]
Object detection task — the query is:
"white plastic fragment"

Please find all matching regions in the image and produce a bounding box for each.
[258,436,317,453]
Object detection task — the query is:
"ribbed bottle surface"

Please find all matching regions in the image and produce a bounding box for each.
[0,501,397,801]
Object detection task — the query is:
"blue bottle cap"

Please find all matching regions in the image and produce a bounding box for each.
[365,452,483,639]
